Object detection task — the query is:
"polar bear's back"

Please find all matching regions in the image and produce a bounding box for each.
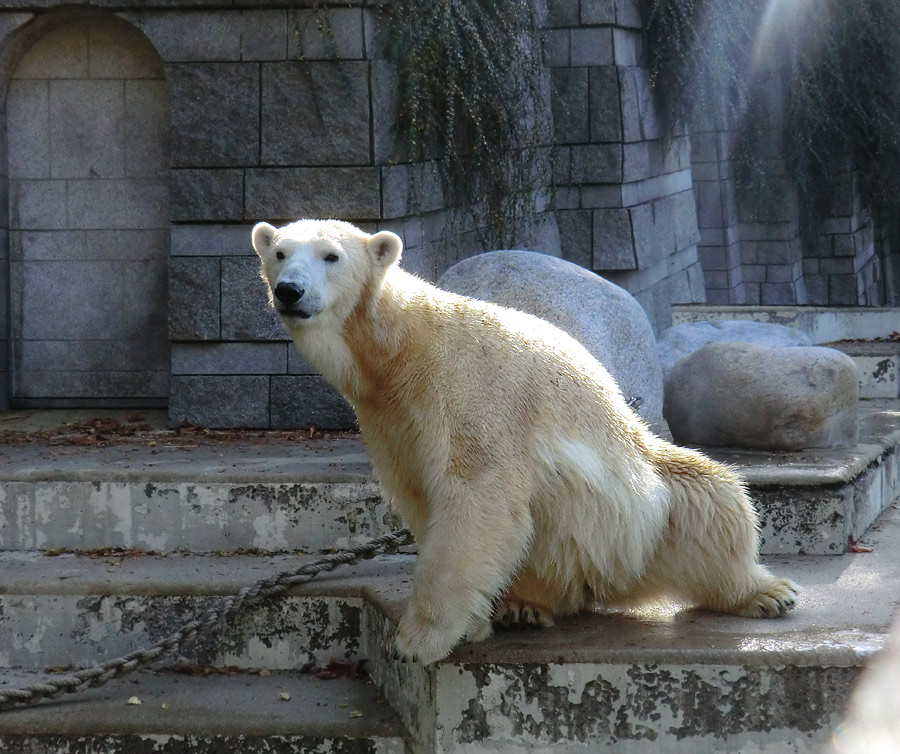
[392,269,636,435]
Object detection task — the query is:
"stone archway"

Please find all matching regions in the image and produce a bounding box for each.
[7,13,169,407]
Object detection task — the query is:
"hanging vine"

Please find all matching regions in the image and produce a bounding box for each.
[638,0,900,226]
[377,0,550,250]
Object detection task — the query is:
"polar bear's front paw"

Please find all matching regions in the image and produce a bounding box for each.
[394,609,463,665]
[495,599,555,629]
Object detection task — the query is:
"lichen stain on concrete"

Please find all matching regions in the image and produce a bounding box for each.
[226,484,321,516]
[62,595,357,669]
[449,663,857,747]
[871,358,895,382]
[453,663,628,745]
[647,664,858,740]
[755,488,846,554]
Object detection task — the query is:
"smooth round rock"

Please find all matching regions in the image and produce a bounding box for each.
[664,342,859,450]
[657,320,811,380]
[437,250,664,427]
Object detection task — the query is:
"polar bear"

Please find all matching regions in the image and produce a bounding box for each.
[252,219,798,665]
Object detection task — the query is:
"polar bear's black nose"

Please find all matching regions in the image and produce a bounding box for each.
[275,282,304,305]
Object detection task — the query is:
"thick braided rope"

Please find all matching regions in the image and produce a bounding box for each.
[0,529,413,710]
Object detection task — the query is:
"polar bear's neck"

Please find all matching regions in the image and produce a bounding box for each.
[291,269,420,404]
[289,323,359,396]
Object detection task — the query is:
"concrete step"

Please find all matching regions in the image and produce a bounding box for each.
[0,669,408,753]
[671,305,900,344]
[0,435,400,553]
[2,402,898,555]
[1,506,896,752]
[363,504,900,753]
[0,552,411,671]
[707,399,900,554]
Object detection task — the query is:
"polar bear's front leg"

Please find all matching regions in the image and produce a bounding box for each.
[394,491,532,665]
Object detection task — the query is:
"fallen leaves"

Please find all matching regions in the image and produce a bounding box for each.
[848,535,874,553]
[169,664,242,677]
[0,414,359,448]
[43,546,153,559]
[311,660,368,680]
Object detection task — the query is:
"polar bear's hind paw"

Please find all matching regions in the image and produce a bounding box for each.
[495,599,555,629]
[733,577,799,618]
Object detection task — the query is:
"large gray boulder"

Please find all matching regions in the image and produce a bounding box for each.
[437,250,664,427]
[658,320,811,380]
[664,342,859,450]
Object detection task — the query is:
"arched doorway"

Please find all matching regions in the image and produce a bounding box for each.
[7,13,169,407]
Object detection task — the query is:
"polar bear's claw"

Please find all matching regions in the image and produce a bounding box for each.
[495,599,555,629]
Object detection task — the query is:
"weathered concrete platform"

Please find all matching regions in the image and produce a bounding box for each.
[706,399,900,554]
[824,339,900,399]
[1,407,899,751]
[1,506,899,752]
[2,402,898,555]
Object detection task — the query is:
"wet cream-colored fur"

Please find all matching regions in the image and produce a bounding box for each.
[252,219,799,664]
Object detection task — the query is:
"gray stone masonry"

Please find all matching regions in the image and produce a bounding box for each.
[547,0,704,332]
[9,1,891,425]
[690,68,892,309]
[803,164,885,307]
[149,2,482,428]
[6,12,170,407]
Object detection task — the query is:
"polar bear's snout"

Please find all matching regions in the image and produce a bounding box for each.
[274,281,311,318]
[274,282,304,305]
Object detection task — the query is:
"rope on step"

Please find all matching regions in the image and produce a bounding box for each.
[0,528,413,710]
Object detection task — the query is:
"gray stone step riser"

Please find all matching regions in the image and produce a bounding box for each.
[670,306,899,344]
[0,595,360,671]
[362,606,860,754]
[2,475,890,556]
[0,735,407,754]
[756,444,900,554]
[0,480,398,553]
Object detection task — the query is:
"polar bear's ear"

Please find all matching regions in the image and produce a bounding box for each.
[252,222,277,257]
[368,231,402,268]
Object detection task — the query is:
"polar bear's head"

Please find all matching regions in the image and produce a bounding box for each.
[252,219,402,328]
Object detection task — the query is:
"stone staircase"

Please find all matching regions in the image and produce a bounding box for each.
[1,408,899,753]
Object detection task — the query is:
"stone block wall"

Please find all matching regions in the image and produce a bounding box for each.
[0,0,707,422]
[3,11,170,408]
[141,3,418,428]
[134,3,506,427]
[10,1,891,423]
[802,162,884,306]
[691,123,746,305]
[689,65,893,308]
[546,0,706,332]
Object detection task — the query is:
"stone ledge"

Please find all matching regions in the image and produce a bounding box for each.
[2,403,898,554]
[672,305,900,343]
[364,506,900,753]
[0,671,408,747]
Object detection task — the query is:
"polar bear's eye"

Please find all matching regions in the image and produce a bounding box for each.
[324,253,339,264]
[275,251,285,261]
